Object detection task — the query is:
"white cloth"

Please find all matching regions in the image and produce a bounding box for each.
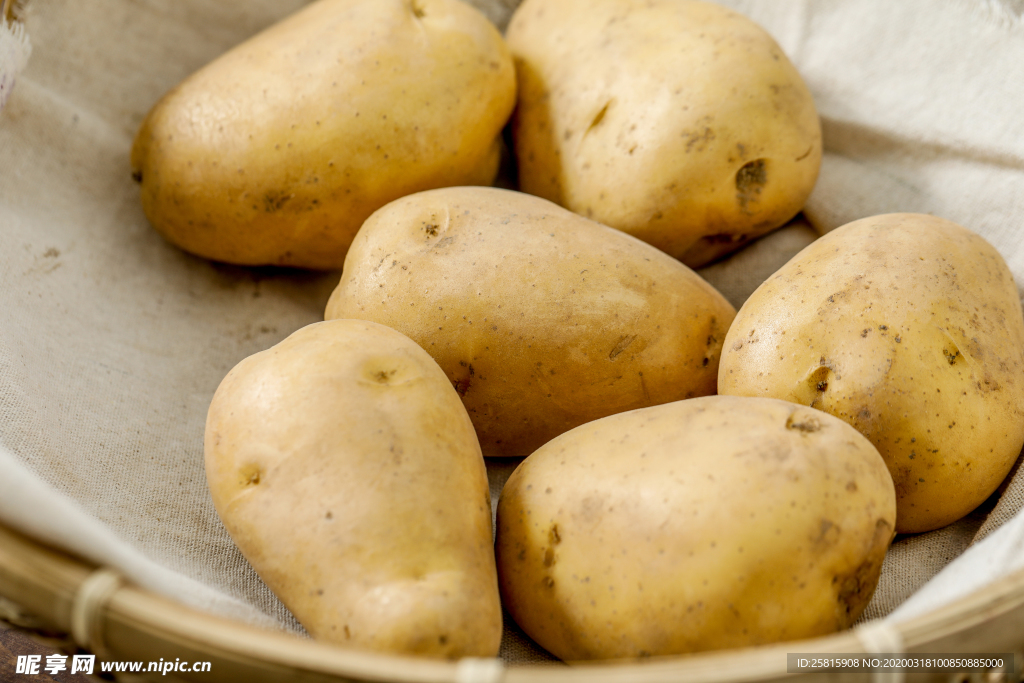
[890,506,1024,622]
[0,444,282,630]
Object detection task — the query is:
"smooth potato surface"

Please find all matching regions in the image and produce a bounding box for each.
[507,0,821,267]
[325,186,736,457]
[719,213,1024,533]
[496,396,896,660]
[204,320,501,657]
[132,0,516,269]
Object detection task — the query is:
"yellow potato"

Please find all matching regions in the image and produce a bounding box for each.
[507,0,821,267]
[325,186,736,457]
[131,0,515,269]
[719,213,1024,533]
[496,396,896,660]
[204,319,501,657]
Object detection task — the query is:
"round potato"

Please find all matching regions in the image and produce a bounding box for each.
[325,186,736,457]
[719,213,1024,533]
[506,0,821,267]
[131,0,516,269]
[495,396,896,660]
[204,319,501,657]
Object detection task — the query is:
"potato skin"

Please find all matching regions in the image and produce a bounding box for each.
[131,0,515,269]
[495,396,896,660]
[204,320,501,657]
[507,0,821,267]
[719,213,1024,533]
[325,186,736,457]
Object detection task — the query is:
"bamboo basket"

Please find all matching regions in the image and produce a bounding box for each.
[2,519,1024,682]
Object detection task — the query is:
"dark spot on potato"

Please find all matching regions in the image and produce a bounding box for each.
[263,191,293,212]
[131,170,143,183]
[241,466,261,486]
[786,414,821,433]
[325,510,333,519]
[683,122,716,152]
[609,334,637,360]
[846,481,858,492]
[735,158,767,212]
[702,232,740,244]
[543,547,555,567]
[452,376,471,396]
[586,100,613,135]
[424,223,438,236]
[438,635,448,645]
[806,365,830,400]
[815,519,837,544]
[543,576,555,589]
[344,625,351,639]
[549,524,561,544]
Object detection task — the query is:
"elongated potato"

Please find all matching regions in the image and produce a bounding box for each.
[204,320,501,657]
[719,213,1024,533]
[132,0,516,269]
[496,396,896,660]
[325,186,736,457]
[507,0,821,267]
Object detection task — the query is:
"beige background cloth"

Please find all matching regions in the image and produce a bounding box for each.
[2,0,1024,666]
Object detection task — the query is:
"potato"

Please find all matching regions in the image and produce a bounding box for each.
[131,0,516,269]
[506,0,821,267]
[495,396,896,660]
[204,319,501,657]
[325,186,736,457]
[719,213,1024,533]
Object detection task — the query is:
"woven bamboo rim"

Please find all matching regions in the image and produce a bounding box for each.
[1,520,1023,682]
